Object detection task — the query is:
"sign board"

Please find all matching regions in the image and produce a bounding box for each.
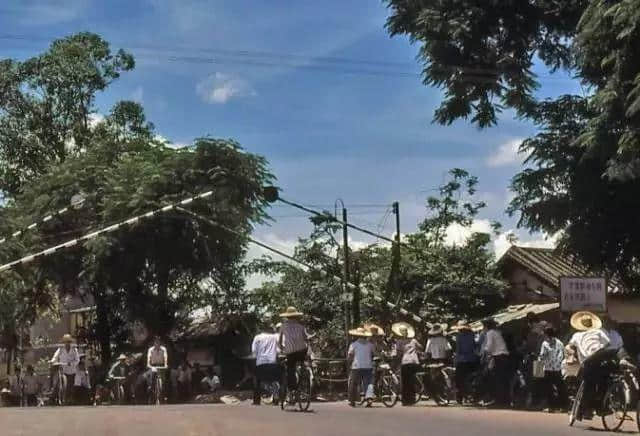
[560,277,607,312]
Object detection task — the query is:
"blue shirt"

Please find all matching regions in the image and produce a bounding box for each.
[455,330,479,364]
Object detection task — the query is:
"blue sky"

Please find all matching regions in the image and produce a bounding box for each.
[0,0,583,267]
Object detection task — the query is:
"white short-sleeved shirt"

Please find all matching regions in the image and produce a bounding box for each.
[348,339,375,369]
[425,336,452,360]
[569,329,610,362]
[539,338,564,372]
[147,346,168,367]
[252,333,279,366]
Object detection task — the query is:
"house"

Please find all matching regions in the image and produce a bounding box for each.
[498,245,640,324]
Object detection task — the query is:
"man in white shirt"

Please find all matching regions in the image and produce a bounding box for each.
[146,336,169,402]
[201,367,221,393]
[347,327,375,407]
[252,323,280,405]
[481,319,510,407]
[50,334,79,403]
[425,324,452,363]
[568,311,620,418]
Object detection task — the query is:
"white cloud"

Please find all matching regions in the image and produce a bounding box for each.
[196,73,255,104]
[130,86,144,104]
[88,113,105,129]
[486,138,524,168]
[244,233,298,290]
[493,230,560,259]
[444,219,494,246]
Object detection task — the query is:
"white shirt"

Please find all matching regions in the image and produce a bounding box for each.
[252,332,280,366]
[51,346,80,375]
[606,329,624,351]
[425,336,452,360]
[74,369,91,388]
[569,329,610,362]
[201,375,220,392]
[348,339,375,369]
[147,345,168,367]
[539,338,564,372]
[483,329,509,357]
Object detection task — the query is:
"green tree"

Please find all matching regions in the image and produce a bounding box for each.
[0,32,134,196]
[385,1,640,289]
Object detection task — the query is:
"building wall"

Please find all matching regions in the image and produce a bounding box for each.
[608,296,640,323]
[502,265,558,304]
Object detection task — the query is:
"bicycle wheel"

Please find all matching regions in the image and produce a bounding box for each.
[569,382,584,427]
[380,374,399,408]
[297,367,312,412]
[601,381,628,431]
[636,393,640,434]
[415,372,427,402]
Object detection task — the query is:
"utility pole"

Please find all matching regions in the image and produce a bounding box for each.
[390,201,401,305]
[336,200,350,351]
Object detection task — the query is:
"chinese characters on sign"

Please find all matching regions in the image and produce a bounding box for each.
[560,277,606,312]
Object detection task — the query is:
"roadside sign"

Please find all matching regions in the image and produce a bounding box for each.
[560,276,607,312]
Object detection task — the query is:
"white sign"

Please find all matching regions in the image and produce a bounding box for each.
[560,277,607,312]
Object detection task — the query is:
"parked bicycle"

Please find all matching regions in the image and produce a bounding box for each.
[110,377,126,405]
[280,356,313,412]
[50,362,67,406]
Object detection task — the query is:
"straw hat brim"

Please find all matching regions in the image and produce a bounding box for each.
[349,328,372,337]
[117,354,127,360]
[61,334,74,343]
[391,322,415,339]
[364,323,385,336]
[570,311,602,331]
[429,325,444,335]
[280,311,304,318]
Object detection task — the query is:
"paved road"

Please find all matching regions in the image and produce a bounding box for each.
[2,402,638,436]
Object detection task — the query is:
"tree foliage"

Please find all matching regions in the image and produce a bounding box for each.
[0,32,134,196]
[251,170,506,356]
[386,1,640,290]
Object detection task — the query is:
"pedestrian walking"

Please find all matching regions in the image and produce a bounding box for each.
[391,322,422,406]
[453,320,479,404]
[538,326,568,412]
[347,327,375,407]
[252,322,280,405]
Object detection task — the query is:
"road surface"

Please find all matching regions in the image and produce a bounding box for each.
[2,402,637,436]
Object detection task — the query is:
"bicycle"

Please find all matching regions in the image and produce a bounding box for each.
[280,356,313,412]
[417,362,453,406]
[110,377,126,405]
[569,357,633,431]
[359,358,399,408]
[148,367,167,406]
[50,362,67,406]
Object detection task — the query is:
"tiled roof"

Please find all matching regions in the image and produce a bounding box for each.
[467,303,560,332]
[499,245,626,294]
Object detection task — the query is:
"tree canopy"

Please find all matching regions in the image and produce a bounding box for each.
[385,1,640,290]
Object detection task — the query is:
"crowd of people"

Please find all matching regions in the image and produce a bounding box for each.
[339,310,634,413]
[2,307,635,415]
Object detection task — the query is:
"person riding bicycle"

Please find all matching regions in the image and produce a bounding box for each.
[146,336,169,401]
[453,320,479,405]
[108,354,129,401]
[278,306,310,393]
[347,327,375,407]
[568,311,625,419]
[50,334,79,403]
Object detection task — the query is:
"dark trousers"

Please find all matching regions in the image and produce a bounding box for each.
[253,363,280,405]
[489,355,510,406]
[582,348,618,411]
[25,394,38,407]
[401,363,420,405]
[286,349,307,390]
[542,370,568,410]
[455,361,479,403]
[348,369,373,403]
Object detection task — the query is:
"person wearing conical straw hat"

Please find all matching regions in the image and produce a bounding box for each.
[566,311,619,418]
[50,333,79,404]
[425,323,451,364]
[452,320,479,405]
[390,321,422,406]
[278,307,310,394]
[347,327,375,407]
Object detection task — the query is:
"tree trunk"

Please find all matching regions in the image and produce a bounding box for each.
[93,289,112,366]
